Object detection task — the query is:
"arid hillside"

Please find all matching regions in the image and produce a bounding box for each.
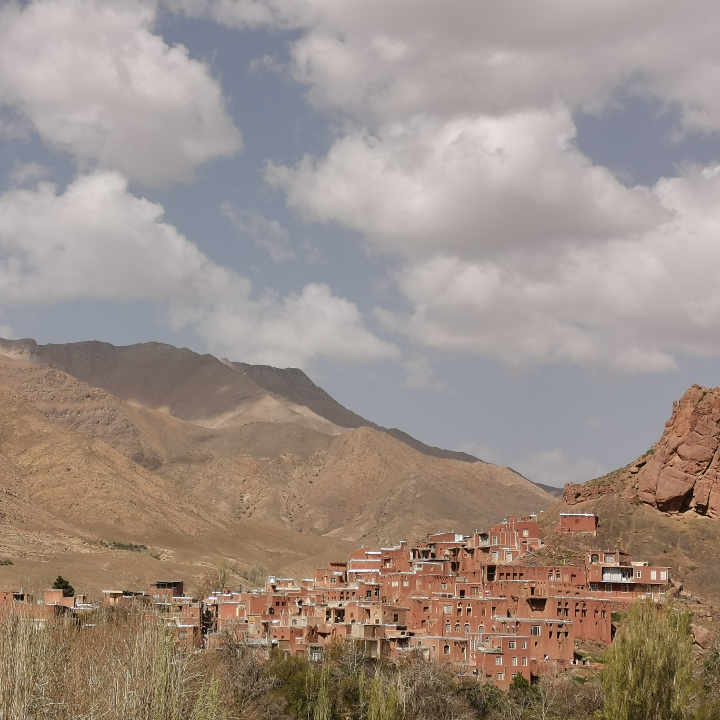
[0,338,552,594]
[546,384,720,605]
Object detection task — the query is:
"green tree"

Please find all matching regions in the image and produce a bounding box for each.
[601,600,695,720]
[52,575,74,597]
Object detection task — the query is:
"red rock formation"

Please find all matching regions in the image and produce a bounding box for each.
[636,385,720,517]
[563,385,720,519]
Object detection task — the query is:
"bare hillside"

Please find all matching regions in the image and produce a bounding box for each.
[0,339,552,593]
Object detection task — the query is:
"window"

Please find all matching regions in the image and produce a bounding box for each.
[522,657,528,666]
[464,623,470,634]
[393,613,399,623]
[521,640,527,649]
[495,655,503,665]
[443,644,450,655]
[512,657,518,666]
[522,529,529,537]
[530,626,541,636]
[443,605,452,614]
[650,570,657,581]
[635,570,642,579]
[492,536,499,545]
[497,672,505,681]
[605,554,615,563]
[660,570,668,580]
[505,552,513,562]
[508,641,516,649]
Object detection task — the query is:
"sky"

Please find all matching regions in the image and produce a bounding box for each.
[3,1,720,487]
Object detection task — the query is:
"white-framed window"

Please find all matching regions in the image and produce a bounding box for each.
[512,656,518,666]
[522,640,528,649]
[495,655,503,665]
[492,536,499,545]
[635,570,642,579]
[522,529,529,537]
[522,657,528,666]
[497,672,505,681]
[443,644,450,655]
[660,570,668,580]
[530,626,541,636]
[443,605,452,614]
[650,570,657,580]
[505,552,513,562]
[508,641,516,649]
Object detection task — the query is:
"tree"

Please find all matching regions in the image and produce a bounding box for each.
[601,600,695,720]
[52,575,74,597]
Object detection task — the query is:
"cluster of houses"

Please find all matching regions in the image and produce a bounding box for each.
[0,512,672,687]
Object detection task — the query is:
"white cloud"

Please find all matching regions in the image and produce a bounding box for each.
[255,1,720,374]
[167,0,720,133]
[222,204,296,263]
[180,282,399,367]
[268,110,664,260]
[0,172,397,367]
[0,0,241,185]
[374,165,720,372]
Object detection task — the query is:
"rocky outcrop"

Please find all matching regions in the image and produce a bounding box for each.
[635,385,720,517]
[563,385,720,519]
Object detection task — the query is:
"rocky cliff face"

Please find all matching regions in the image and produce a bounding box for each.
[563,384,720,518]
[636,385,720,517]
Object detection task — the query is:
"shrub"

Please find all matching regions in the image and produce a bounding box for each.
[52,575,74,597]
[601,601,695,720]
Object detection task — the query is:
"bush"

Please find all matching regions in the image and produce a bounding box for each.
[601,600,695,720]
[52,575,74,597]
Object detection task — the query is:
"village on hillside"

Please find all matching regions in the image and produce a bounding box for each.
[1,512,672,688]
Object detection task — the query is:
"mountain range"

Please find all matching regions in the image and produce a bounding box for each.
[0,338,552,594]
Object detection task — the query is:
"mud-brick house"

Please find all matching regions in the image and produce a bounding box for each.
[559,512,598,535]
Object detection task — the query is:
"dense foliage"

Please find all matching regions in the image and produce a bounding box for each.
[0,600,716,720]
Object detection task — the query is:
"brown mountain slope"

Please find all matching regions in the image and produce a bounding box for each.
[547,384,720,604]
[0,340,552,594]
[1,338,479,461]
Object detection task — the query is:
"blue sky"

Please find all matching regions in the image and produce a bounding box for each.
[3,0,720,486]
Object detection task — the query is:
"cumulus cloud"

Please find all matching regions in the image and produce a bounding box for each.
[0,172,397,367]
[166,0,720,132]
[222,204,296,263]
[251,0,720,373]
[374,165,720,372]
[0,0,241,185]
[268,110,664,259]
